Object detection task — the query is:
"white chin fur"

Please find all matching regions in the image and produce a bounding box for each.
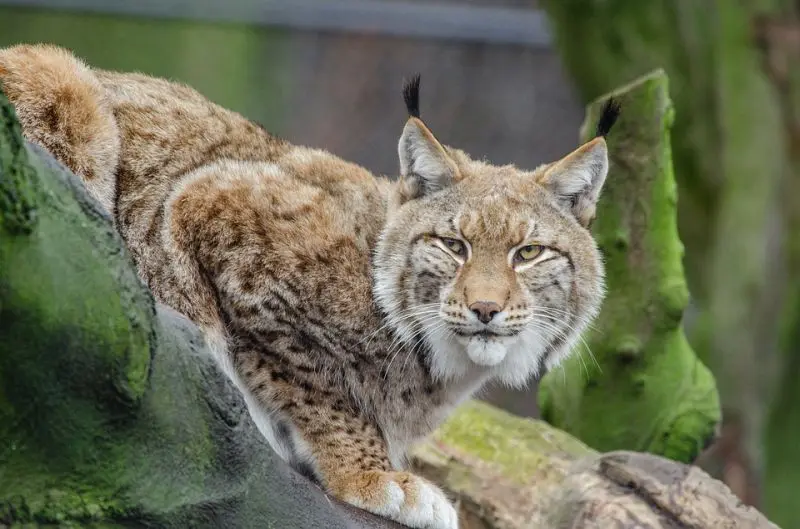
[465,338,507,367]
[424,323,549,388]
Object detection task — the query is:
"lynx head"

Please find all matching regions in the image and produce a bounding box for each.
[373,75,619,387]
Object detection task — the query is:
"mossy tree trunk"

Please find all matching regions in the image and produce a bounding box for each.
[537,70,720,464]
[701,2,787,512]
[540,0,791,516]
[752,6,800,526]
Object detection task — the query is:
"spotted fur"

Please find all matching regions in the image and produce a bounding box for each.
[0,44,616,529]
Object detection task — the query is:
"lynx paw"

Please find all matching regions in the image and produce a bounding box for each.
[334,470,458,529]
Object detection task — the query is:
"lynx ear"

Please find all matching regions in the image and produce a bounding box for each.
[397,74,458,199]
[536,138,609,226]
[537,98,620,226]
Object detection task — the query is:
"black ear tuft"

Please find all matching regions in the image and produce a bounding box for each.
[403,74,421,118]
[595,97,621,138]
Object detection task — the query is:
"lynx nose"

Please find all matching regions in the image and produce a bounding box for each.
[469,301,502,324]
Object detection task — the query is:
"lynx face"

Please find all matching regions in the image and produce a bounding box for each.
[374,78,617,387]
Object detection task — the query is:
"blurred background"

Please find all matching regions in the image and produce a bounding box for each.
[0,0,798,526]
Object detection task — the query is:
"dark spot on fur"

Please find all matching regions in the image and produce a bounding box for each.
[263,331,281,343]
[270,370,289,382]
[81,164,96,181]
[228,230,244,249]
[42,103,59,133]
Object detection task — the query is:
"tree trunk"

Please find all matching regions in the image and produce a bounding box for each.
[701,1,787,510]
[537,70,720,464]
[752,8,800,527]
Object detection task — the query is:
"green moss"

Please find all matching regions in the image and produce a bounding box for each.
[0,89,154,525]
[0,482,132,527]
[0,92,38,234]
[431,400,594,484]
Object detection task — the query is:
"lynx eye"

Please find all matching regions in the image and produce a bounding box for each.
[514,244,544,263]
[440,237,467,258]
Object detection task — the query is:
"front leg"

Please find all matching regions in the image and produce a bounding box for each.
[254,379,458,529]
[235,347,458,528]
[282,397,458,529]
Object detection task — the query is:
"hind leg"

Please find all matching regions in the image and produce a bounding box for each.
[0,44,120,215]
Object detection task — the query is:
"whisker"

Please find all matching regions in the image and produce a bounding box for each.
[398,321,452,379]
[359,305,441,349]
[382,321,434,380]
[529,315,601,378]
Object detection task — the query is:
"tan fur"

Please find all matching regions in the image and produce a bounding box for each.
[0,44,612,529]
[0,44,119,212]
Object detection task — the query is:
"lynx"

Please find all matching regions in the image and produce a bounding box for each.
[0,44,618,529]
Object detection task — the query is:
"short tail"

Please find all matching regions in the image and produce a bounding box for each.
[0,43,120,214]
